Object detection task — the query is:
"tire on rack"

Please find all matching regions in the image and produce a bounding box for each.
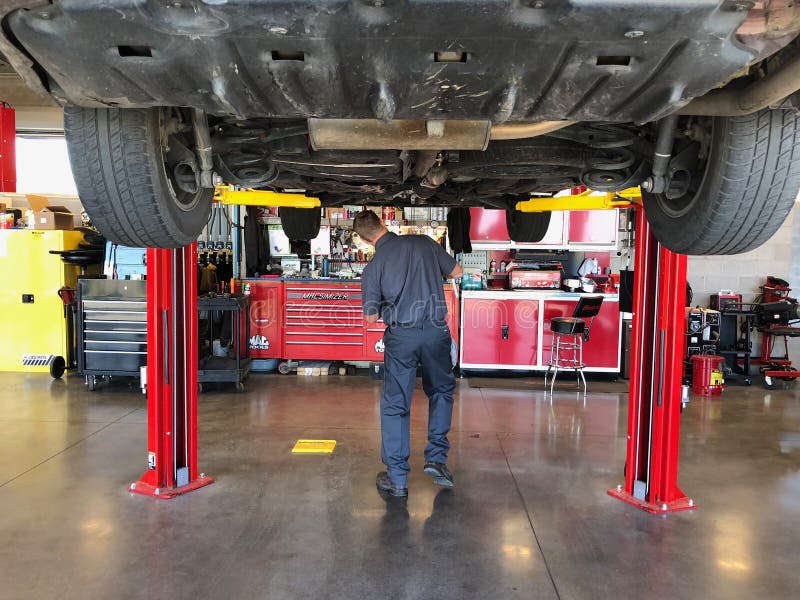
[505,209,551,243]
[642,109,800,255]
[279,207,321,241]
[64,106,213,248]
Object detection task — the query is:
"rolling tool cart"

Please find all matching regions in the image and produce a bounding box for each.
[754,277,800,389]
[197,294,251,392]
[77,279,147,391]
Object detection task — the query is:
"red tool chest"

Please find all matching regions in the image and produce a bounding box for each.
[244,280,458,362]
[283,283,366,360]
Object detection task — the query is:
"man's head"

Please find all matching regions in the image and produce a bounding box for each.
[353,210,387,245]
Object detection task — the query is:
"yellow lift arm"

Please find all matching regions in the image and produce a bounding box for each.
[214,185,321,209]
[515,187,642,213]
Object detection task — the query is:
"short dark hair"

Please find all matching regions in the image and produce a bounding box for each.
[353,210,384,241]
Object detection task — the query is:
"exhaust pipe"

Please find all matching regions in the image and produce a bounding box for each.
[308,118,574,150]
[679,52,800,117]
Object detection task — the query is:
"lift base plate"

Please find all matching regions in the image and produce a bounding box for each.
[129,475,215,499]
[607,487,696,514]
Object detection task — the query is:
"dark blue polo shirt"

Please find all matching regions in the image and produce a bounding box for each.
[361,232,457,326]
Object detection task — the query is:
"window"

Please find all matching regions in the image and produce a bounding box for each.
[15,136,78,195]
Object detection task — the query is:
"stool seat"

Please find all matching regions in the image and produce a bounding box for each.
[551,317,586,335]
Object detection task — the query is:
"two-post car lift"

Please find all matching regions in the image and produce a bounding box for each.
[127,180,694,512]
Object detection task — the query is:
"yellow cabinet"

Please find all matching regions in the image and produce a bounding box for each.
[0,229,84,372]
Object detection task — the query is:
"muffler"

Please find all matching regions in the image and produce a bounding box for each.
[308,118,574,150]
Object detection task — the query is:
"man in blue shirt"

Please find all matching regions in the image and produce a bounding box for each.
[354,210,463,498]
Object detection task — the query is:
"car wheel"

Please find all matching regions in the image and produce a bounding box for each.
[64,107,213,248]
[506,209,551,243]
[642,109,800,255]
[279,207,321,241]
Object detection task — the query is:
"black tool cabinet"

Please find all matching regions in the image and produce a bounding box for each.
[77,279,147,391]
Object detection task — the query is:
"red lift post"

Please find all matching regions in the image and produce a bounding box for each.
[608,207,696,513]
[130,245,213,498]
[0,104,16,192]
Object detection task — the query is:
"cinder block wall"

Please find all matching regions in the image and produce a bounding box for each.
[687,204,798,366]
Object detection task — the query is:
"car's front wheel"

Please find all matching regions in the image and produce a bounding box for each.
[64,107,213,248]
[642,109,800,255]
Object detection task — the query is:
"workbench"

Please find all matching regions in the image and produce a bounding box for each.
[459,289,621,372]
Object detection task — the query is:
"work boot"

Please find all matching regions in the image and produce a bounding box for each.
[376,471,408,497]
[423,462,455,488]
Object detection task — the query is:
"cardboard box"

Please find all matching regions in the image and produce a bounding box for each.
[26,194,75,230]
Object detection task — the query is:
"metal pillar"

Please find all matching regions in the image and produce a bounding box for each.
[608,208,696,513]
[0,104,16,192]
[130,245,213,498]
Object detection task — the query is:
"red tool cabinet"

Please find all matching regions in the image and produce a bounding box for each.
[460,290,621,371]
[247,279,283,359]
[244,279,459,362]
[283,282,365,360]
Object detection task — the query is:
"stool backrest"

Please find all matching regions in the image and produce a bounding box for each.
[572,295,604,319]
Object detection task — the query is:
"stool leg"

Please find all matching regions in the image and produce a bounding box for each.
[577,334,587,394]
[549,334,560,395]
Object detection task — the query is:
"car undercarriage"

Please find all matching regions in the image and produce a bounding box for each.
[2,1,800,253]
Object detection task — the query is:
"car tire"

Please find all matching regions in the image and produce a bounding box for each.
[506,209,551,243]
[279,207,321,240]
[64,106,213,248]
[642,109,800,255]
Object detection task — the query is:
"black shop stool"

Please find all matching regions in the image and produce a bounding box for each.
[544,295,604,394]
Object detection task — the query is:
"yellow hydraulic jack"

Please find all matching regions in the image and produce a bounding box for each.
[515,187,642,213]
[214,185,321,209]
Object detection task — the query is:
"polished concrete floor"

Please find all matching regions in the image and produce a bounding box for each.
[0,372,799,600]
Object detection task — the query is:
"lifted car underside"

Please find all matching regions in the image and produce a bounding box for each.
[3,1,800,252]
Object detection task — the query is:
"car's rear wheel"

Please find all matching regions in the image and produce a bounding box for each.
[64,106,213,248]
[279,207,321,241]
[642,109,800,255]
[506,208,551,243]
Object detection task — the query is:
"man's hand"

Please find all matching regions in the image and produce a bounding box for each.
[448,264,463,280]
[365,313,380,324]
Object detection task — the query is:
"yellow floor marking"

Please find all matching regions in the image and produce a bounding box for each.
[291,439,337,454]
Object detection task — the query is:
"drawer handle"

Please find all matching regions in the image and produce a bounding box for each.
[501,325,509,340]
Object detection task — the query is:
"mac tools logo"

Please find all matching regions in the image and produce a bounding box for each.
[374,338,385,354]
[250,335,270,350]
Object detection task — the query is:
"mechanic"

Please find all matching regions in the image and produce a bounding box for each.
[354,210,463,498]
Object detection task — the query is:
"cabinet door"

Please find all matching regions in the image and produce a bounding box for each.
[469,208,508,242]
[541,299,621,369]
[568,210,618,246]
[461,298,538,367]
[248,281,283,358]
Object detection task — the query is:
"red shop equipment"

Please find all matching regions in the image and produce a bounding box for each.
[608,207,696,514]
[754,276,800,388]
[0,103,15,193]
[690,355,726,396]
[130,246,214,499]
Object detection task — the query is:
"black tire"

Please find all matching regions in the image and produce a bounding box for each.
[49,356,66,379]
[64,106,213,248]
[279,207,321,240]
[506,209,551,243]
[642,109,800,255]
